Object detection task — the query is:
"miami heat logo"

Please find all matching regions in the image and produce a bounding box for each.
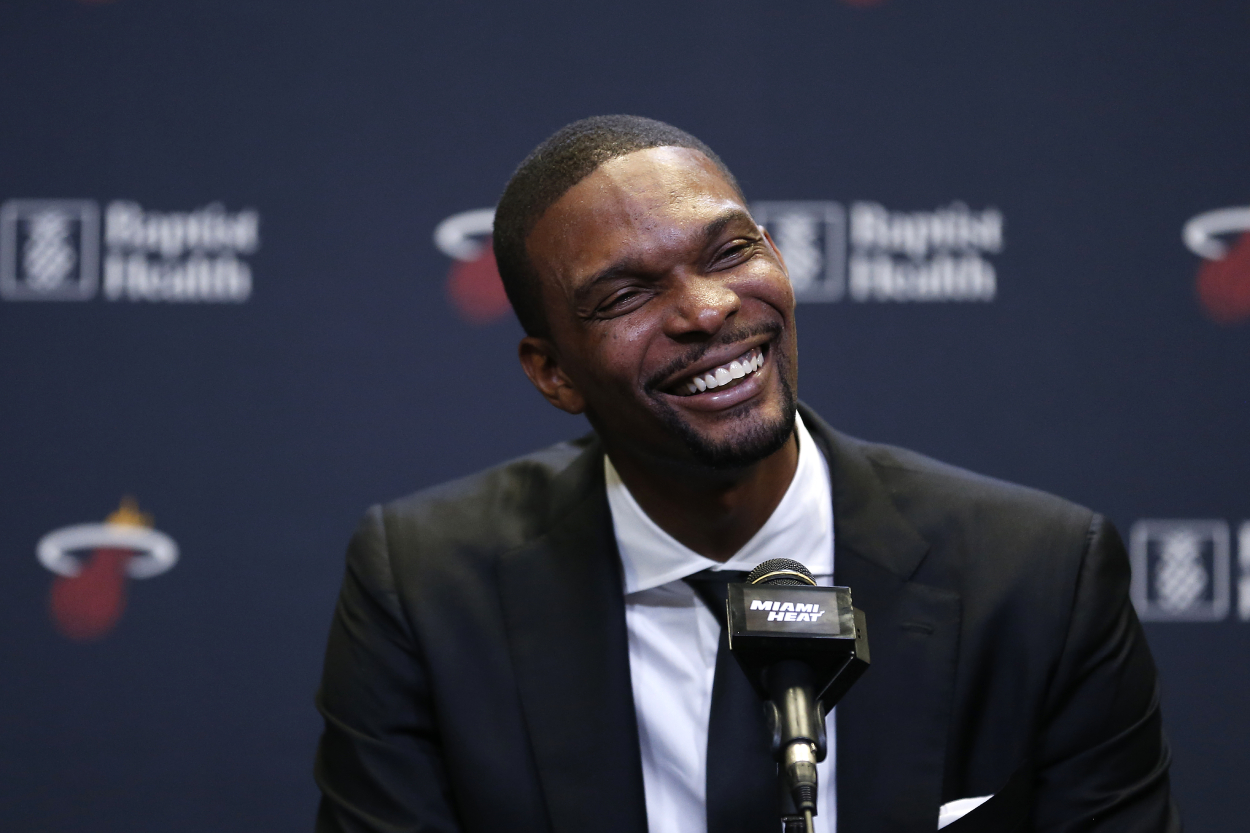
[37,498,178,641]
[433,208,512,325]
[1184,206,1250,324]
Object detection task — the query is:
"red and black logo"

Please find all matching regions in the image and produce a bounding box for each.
[1184,207,1250,324]
[37,498,178,641]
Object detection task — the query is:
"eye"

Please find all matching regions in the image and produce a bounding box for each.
[713,239,757,269]
[594,286,653,318]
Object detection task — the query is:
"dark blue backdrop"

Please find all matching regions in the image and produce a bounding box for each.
[2,1,1247,830]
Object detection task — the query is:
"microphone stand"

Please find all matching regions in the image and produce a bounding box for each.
[768,658,825,833]
[779,774,810,833]
[723,559,869,833]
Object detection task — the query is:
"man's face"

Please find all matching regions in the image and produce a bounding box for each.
[523,146,798,470]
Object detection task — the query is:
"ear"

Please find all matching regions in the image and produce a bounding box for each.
[518,337,587,415]
[761,226,789,276]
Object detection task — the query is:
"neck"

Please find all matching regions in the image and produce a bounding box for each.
[606,431,800,562]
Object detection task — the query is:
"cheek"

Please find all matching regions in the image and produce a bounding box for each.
[609,317,655,351]
[570,326,651,396]
[738,261,796,317]
[601,313,665,371]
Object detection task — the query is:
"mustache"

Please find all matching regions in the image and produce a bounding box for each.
[644,321,782,391]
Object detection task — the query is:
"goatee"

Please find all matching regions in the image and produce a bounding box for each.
[655,371,798,470]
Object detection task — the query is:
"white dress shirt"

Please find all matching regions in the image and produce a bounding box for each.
[605,413,836,833]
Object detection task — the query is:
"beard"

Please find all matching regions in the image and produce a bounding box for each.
[652,358,798,470]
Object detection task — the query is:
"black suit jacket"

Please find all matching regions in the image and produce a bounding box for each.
[314,405,1180,833]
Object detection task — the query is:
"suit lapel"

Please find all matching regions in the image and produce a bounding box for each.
[802,406,962,833]
[496,409,960,833]
[496,441,648,833]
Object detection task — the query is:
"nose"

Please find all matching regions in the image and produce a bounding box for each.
[663,272,741,339]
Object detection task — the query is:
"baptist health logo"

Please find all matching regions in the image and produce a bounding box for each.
[434,199,1002,324]
[1,199,258,303]
[754,201,1002,303]
[1130,520,1250,622]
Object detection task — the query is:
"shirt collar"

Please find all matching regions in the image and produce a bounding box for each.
[606,412,834,595]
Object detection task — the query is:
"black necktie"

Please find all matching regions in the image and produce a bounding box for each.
[684,569,778,833]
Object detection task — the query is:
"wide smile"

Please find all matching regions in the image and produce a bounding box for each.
[655,340,774,413]
[670,346,765,396]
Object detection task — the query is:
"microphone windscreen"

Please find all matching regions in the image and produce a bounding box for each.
[748,558,815,586]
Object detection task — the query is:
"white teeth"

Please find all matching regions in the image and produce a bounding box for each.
[678,347,765,394]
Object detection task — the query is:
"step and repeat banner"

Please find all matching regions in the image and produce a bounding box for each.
[1,1,1247,831]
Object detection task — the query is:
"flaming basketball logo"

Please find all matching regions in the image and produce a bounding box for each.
[433,208,512,326]
[1184,206,1250,325]
[38,498,178,641]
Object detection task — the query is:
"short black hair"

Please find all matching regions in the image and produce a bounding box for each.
[493,115,743,337]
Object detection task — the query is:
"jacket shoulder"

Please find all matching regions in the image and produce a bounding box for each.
[847,437,1099,564]
[865,438,1090,520]
[373,434,598,561]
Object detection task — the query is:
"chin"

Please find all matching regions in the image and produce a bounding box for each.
[660,378,798,470]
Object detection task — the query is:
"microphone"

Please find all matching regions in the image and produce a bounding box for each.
[725,558,870,833]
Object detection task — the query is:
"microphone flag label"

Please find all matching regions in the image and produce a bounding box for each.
[726,584,869,706]
[732,585,854,637]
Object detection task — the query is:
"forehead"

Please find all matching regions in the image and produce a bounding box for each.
[525,146,748,294]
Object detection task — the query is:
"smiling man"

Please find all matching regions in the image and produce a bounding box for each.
[512,139,802,562]
[314,116,1179,833]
